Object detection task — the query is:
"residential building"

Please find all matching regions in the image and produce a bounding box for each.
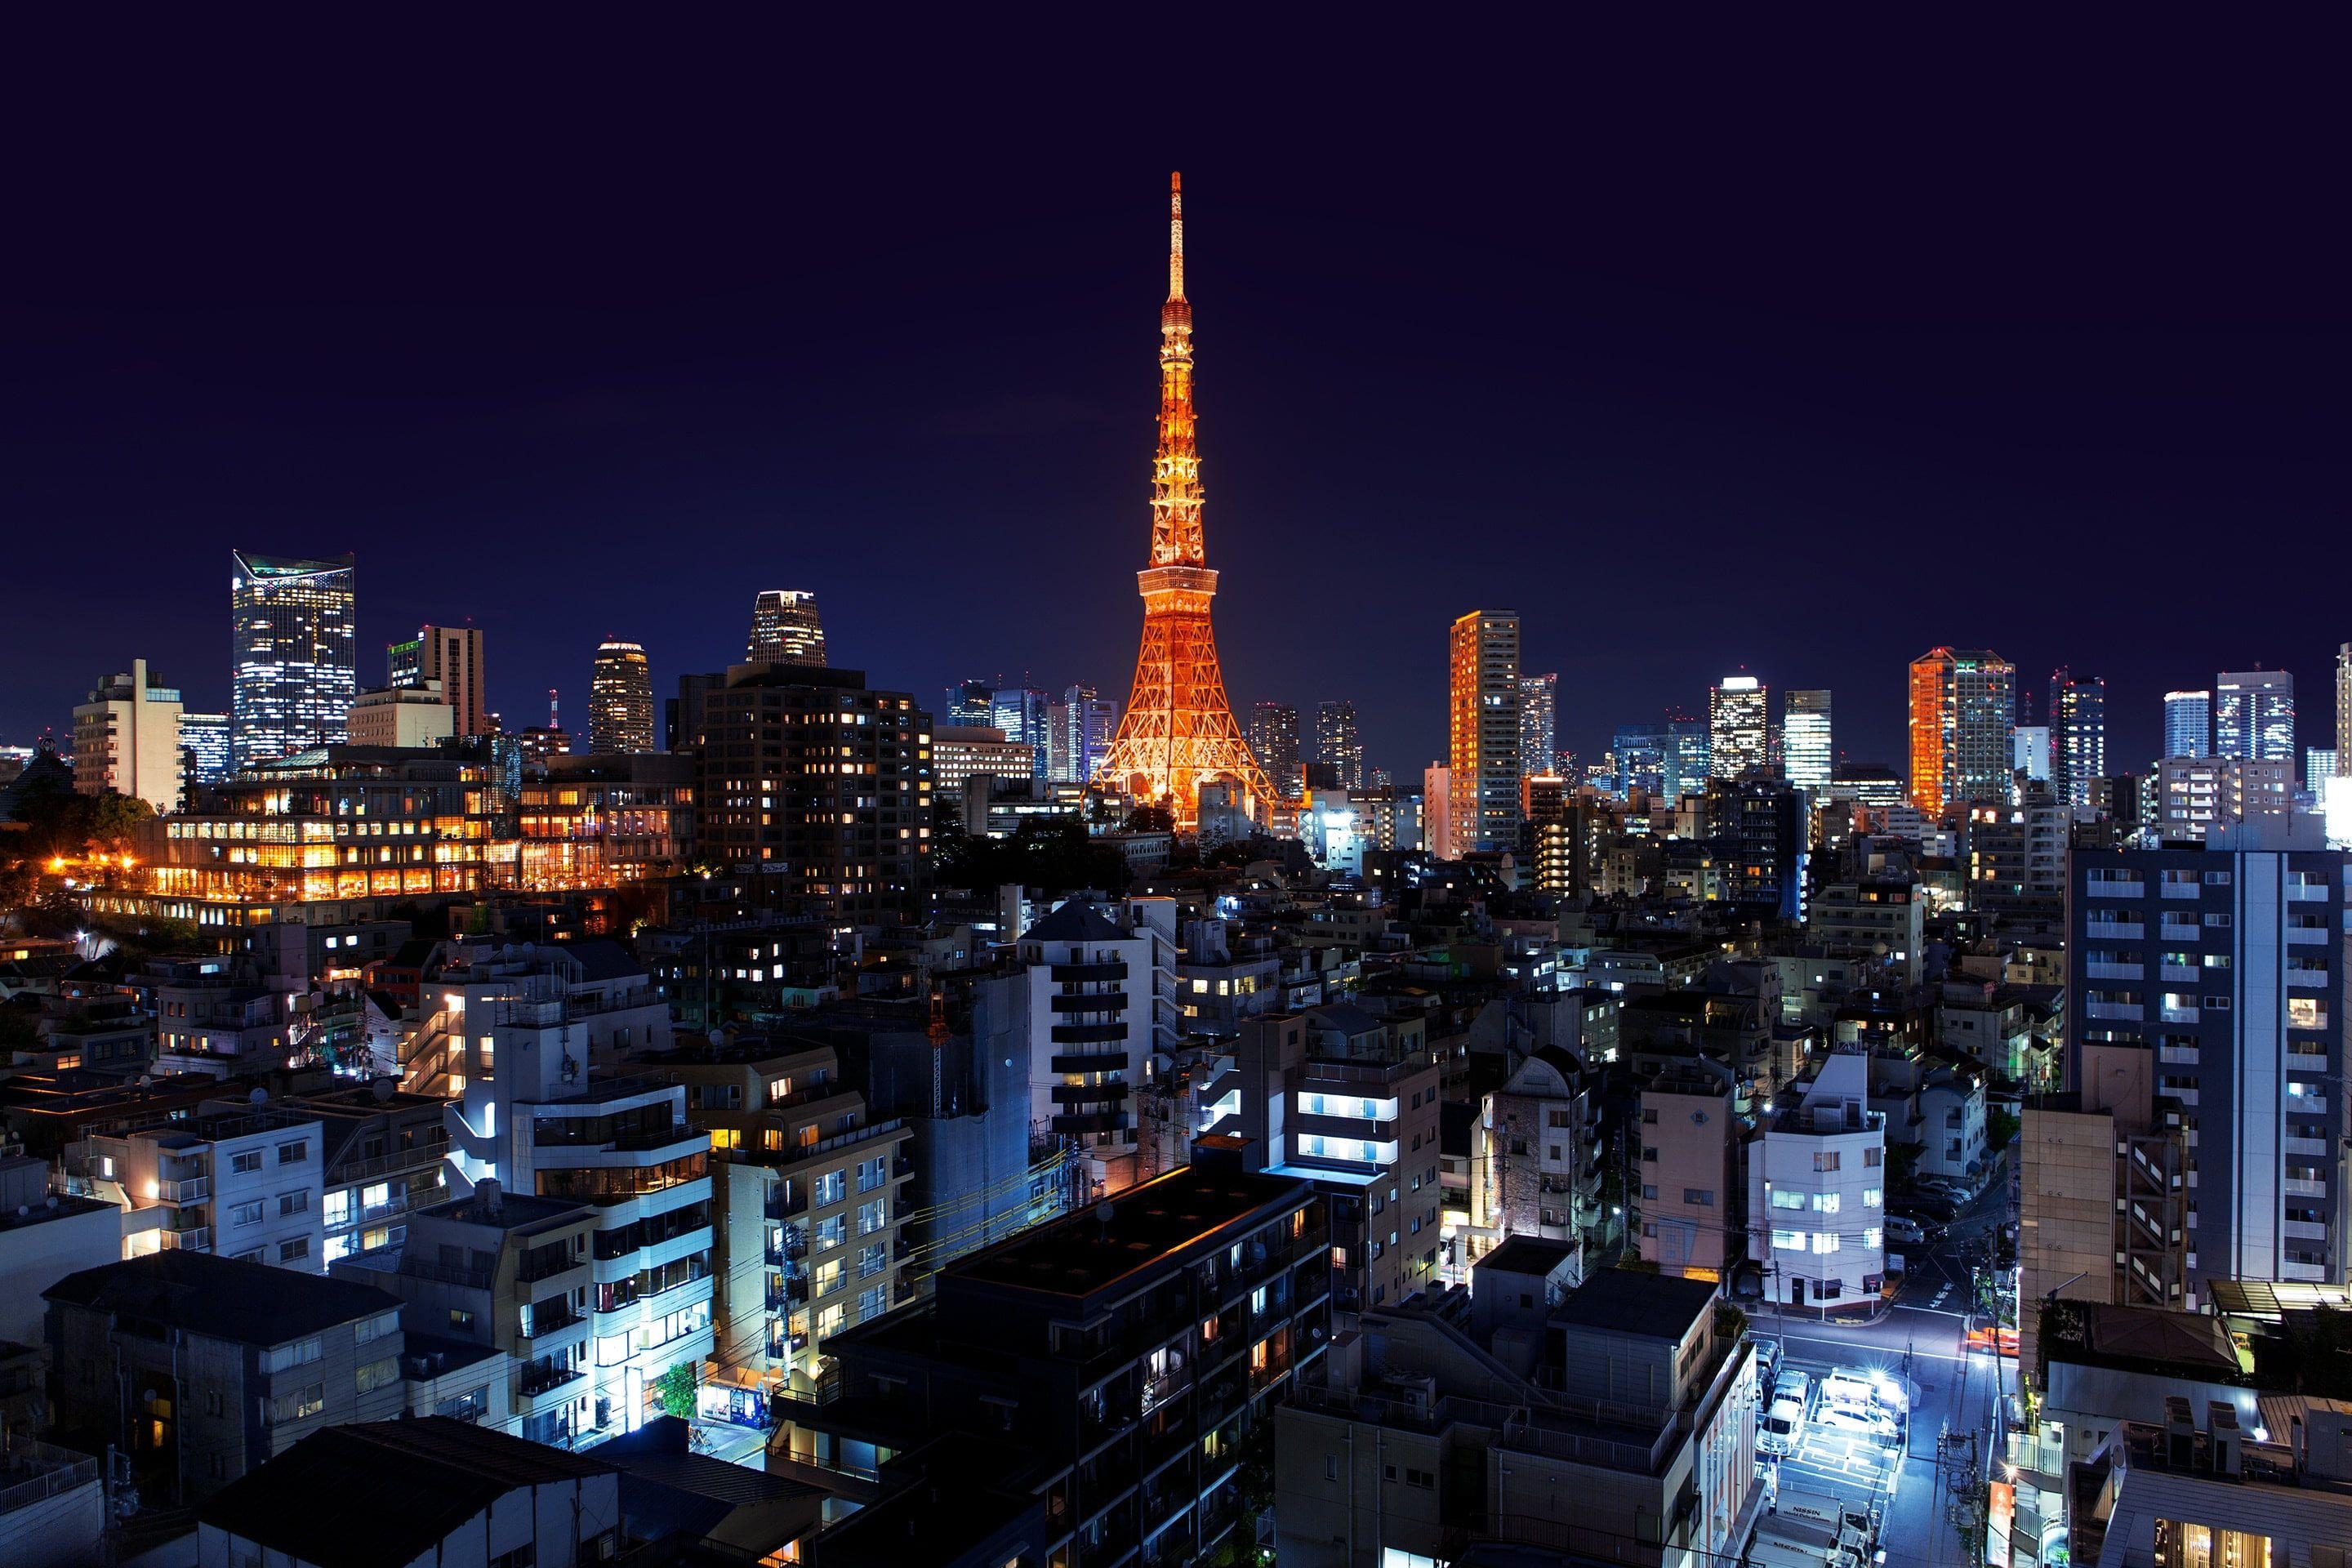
[1475,1045,1599,1273]
[1636,1061,1739,1281]
[194,1418,622,1568]
[1711,772,1806,921]
[2069,1403,2352,1568]
[631,1036,914,1419]
[1049,684,1118,786]
[0,1435,103,1568]
[1276,1270,1760,1568]
[1232,1007,1442,1313]
[339,1182,600,1447]
[777,1148,1329,1568]
[2050,666,2106,813]
[747,589,828,667]
[2214,668,2295,763]
[0,1156,121,1343]
[43,1250,405,1503]
[1519,673,1557,779]
[1811,877,1926,986]
[1423,762,1453,859]
[1174,919,1281,1037]
[230,550,358,768]
[146,953,286,1076]
[1909,645,2016,815]
[1449,609,1521,852]
[1250,702,1303,797]
[1784,688,1832,792]
[1316,699,1365,791]
[1967,787,2067,915]
[2069,826,2349,1290]
[72,658,184,811]
[2307,748,2338,795]
[70,1101,326,1271]
[1017,898,1179,1193]
[346,680,455,748]
[287,1081,452,1267]
[1707,674,1767,779]
[2155,755,2293,839]
[587,639,656,755]
[2165,688,2214,760]
[1746,1050,1886,1311]
[931,725,1034,797]
[694,663,932,921]
[386,623,489,737]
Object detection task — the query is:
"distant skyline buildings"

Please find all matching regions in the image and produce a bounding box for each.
[389,623,488,737]
[1049,685,1118,786]
[2164,689,2212,759]
[2048,667,2105,812]
[1316,700,1364,791]
[1783,688,1832,792]
[1907,645,2016,815]
[1448,609,1521,852]
[1250,702,1301,797]
[746,589,827,667]
[587,640,655,754]
[990,687,1051,780]
[1518,674,1557,779]
[2214,669,2294,764]
[1707,675,1767,779]
[229,550,356,768]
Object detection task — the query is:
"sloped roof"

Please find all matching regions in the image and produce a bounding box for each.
[558,938,644,982]
[1020,902,1129,944]
[42,1250,399,1347]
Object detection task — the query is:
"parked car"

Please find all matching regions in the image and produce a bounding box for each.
[1815,1402,1902,1450]
[1772,1369,1811,1408]
[1751,1335,1781,1386]
[1916,1176,1973,1203]
[1908,1192,1961,1223]
[1883,1214,1931,1246]
[1757,1394,1808,1457]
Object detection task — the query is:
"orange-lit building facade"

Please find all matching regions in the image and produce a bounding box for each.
[1908,647,2017,817]
[152,746,516,905]
[517,751,695,889]
[1095,174,1275,831]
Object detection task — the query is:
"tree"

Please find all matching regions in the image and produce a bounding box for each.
[653,1361,698,1419]
[85,793,154,855]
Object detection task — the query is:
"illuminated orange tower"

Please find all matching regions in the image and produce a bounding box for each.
[1094,172,1275,830]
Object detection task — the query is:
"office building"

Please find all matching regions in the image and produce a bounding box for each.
[695,664,932,920]
[1711,773,1807,921]
[1449,609,1521,852]
[931,725,1035,799]
[1746,1050,1886,1310]
[177,710,231,791]
[2070,829,2349,1290]
[988,686,1051,779]
[747,589,827,667]
[71,658,184,811]
[1830,760,1906,810]
[1250,702,1302,797]
[1783,688,1832,791]
[2338,643,2351,775]
[1909,645,2016,814]
[2154,756,2293,839]
[2012,724,2052,786]
[231,550,357,768]
[2165,689,2214,759]
[1664,718,1712,800]
[346,681,455,748]
[778,1148,1328,1568]
[1707,674,1767,779]
[2050,667,2107,813]
[942,679,993,728]
[2308,749,2338,795]
[1048,684,1119,786]
[1315,699,1364,791]
[1612,722,1667,798]
[584,639,655,754]
[44,1250,405,1503]
[1519,672,1557,779]
[2214,669,2295,763]
[517,751,697,887]
[387,624,488,737]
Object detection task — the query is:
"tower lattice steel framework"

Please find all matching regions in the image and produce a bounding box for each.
[1094,172,1274,831]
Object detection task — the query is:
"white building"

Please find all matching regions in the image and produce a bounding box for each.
[1748,1050,1886,1311]
[1708,674,1768,779]
[1018,897,1179,1196]
[0,1157,122,1342]
[71,657,185,812]
[347,680,457,748]
[1784,688,1833,791]
[73,1102,327,1272]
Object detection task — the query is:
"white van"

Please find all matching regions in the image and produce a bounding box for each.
[1757,1394,1808,1456]
[1818,1370,1886,1413]
[1815,1402,1902,1450]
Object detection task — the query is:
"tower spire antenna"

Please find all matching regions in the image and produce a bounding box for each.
[1168,170,1185,301]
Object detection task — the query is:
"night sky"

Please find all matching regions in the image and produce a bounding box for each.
[7,28,2349,781]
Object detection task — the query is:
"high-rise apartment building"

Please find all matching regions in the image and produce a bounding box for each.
[2215,670,2296,764]
[989,687,1051,780]
[1423,762,1453,859]
[72,658,185,811]
[2337,644,2351,776]
[1707,675,1767,779]
[2049,667,2106,813]
[2309,750,2339,795]
[2069,829,2349,1292]
[1519,673,1558,778]
[746,590,827,667]
[695,664,932,920]
[386,625,488,737]
[1783,688,1832,791]
[1250,702,1302,796]
[1314,699,1364,791]
[2164,690,2214,759]
[1449,609,1521,852]
[231,550,357,768]
[176,711,230,799]
[586,641,655,755]
[1047,684,1119,786]
[1908,646,2016,815]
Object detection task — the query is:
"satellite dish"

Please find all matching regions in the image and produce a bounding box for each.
[137,1075,154,1089]
[370,1077,394,1102]
[248,1087,268,1105]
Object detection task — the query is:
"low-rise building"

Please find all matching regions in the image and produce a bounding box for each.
[69,1101,326,1272]
[1745,1050,1886,1311]
[346,680,456,748]
[0,1156,121,1343]
[1636,1059,1740,1281]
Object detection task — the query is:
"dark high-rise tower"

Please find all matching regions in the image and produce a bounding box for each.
[1315,700,1364,791]
[747,590,827,667]
[588,640,655,754]
[1250,702,1301,797]
[230,550,357,768]
[2048,668,2106,813]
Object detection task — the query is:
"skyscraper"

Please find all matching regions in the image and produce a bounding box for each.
[1423,763,1454,860]
[1519,674,1558,779]
[1449,609,1521,852]
[176,712,230,792]
[2048,668,2107,813]
[1663,719,1711,801]
[1250,702,1301,796]
[1611,723,1668,799]
[942,680,994,728]
[2337,644,2351,777]
[1315,700,1364,791]
[990,688,1051,780]
[230,550,356,768]
[587,641,655,754]
[1048,685,1120,786]
[746,590,827,667]
[387,624,488,737]
[1782,688,1832,791]
[1707,675,1767,779]
[1095,175,1275,827]
[2214,670,2295,764]
[1907,647,2016,815]
[2164,690,2213,759]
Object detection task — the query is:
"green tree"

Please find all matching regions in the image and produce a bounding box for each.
[653,1361,698,1419]
[85,793,154,855]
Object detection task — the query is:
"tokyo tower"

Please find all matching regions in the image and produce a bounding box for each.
[1094,172,1276,831]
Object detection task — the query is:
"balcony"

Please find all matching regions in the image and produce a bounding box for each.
[2084,962,2143,982]
[1050,1052,1125,1075]
[2285,1137,2332,1157]
[766,1187,808,1220]
[2085,922,2146,941]
[1050,992,1129,1013]
[2287,883,2331,903]
[156,1176,211,1205]
[1053,1083,1129,1107]
[2158,1004,2201,1025]
[2158,1044,2199,1067]
[2087,880,2146,899]
[517,1361,585,1401]
[1051,1022,1129,1045]
[1051,960,1128,983]
[523,1303,584,1340]
[2085,1002,2144,1022]
[157,1225,211,1251]
[1052,1111,1128,1136]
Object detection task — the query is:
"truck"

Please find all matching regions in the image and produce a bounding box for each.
[1746,1487,1875,1568]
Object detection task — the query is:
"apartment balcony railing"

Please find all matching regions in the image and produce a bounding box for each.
[157,1225,211,1252]
[156,1177,211,1205]
[766,1187,808,1220]
[328,1138,451,1187]
[517,1361,585,1400]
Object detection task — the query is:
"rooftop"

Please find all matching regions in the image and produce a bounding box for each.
[1477,1236,1579,1278]
[950,1160,1307,1300]
[1020,902,1132,946]
[44,1251,401,1347]
[1548,1268,1717,1341]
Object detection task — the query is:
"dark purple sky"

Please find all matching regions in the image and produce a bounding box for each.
[7,25,2349,779]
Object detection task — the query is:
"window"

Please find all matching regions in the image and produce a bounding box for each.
[813,1169,847,1206]
[858,1242,887,1278]
[269,1383,326,1424]
[355,1310,400,1345]
[278,1192,308,1217]
[231,1151,264,1175]
[1683,1188,1714,1206]
[262,1337,323,1373]
[1811,1192,1841,1214]
[230,1200,265,1227]
[2204,913,2231,928]
[1811,1232,1841,1254]
[1813,1152,1841,1172]
[1864,1147,1883,1169]
[490,1548,537,1568]
[857,1156,888,1192]
[356,1356,399,1393]
[278,1238,310,1263]
[1864,1187,1882,1208]
[1771,1229,1805,1251]
[1866,1227,1884,1250]
[321,1189,350,1227]
[813,1214,847,1250]
[857,1198,887,1236]
[1770,1190,1806,1210]
[277,1141,309,1165]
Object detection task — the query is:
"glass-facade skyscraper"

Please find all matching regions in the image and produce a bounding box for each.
[230,550,356,768]
[1907,646,2015,815]
[2214,670,2295,764]
[588,640,656,754]
[1708,675,1768,779]
[1783,689,1832,791]
[1250,702,1302,796]
[1518,674,1557,778]
[1448,609,1521,852]
[2048,668,2106,813]
[2164,689,2212,759]
[991,688,1051,779]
